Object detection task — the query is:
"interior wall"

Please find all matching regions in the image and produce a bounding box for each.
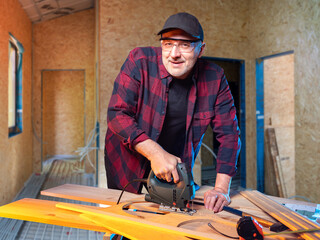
[98,0,251,187]
[42,71,85,158]
[98,0,320,202]
[249,0,320,202]
[0,0,33,205]
[32,9,95,173]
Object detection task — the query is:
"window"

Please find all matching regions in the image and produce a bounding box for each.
[8,33,24,137]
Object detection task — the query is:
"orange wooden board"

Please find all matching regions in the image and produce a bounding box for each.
[57,202,228,240]
[0,185,316,240]
[0,198,107,233]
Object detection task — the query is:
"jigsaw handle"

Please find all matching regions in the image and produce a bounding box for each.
[145,163,195,208]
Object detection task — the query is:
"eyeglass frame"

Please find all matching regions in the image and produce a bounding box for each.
[160,37,202,53]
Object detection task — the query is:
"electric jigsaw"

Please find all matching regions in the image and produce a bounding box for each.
[145,163,196,215]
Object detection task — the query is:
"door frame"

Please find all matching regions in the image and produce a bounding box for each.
[255,50,294,192]
[40,69,86,169]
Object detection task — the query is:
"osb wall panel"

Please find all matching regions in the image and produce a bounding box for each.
[33,9,95,173]
[42,71,85,158]
[0,0,32,205]
[249,0,320,202]
[98,0,251,187]
[264,54,295,197]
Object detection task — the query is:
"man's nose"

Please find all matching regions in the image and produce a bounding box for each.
[170,45,181,58]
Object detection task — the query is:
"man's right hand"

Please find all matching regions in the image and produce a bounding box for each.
[134,139,181,183]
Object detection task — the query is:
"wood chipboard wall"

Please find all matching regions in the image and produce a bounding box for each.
[0,0,33,205]
[98,0,251,188]
[42,71,85,158]
[33,9,95,173]
[99,0,320,203]
[249,0,320,202]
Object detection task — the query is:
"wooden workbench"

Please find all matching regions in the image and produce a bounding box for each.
[0,184,319,240]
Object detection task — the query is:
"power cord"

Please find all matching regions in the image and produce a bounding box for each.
[116,179,147,204]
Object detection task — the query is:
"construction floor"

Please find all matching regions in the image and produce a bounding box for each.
[0,159,105,240]
[0,159,242,240]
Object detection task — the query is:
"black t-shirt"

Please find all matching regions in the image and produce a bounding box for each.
[157,77,193,158]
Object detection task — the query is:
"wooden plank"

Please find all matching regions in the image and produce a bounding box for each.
[0,198,108,233]
[41,184,141,205]
[265,128,287,197]
[56,202,233,240]
[0,191,306,239]
[240,190,320,240]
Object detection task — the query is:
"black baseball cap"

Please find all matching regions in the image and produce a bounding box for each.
[157,12,204,41]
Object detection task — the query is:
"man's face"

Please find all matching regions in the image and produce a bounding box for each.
[161,29,205,79]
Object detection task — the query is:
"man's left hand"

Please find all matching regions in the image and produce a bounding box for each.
[203,188,231,213]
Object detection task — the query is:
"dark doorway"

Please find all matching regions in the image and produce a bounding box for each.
[200,57,245,189]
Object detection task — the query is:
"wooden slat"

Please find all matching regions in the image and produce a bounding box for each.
[265,128,287,197]
[0,198,108,233]
[56,202,231,240]
[240,190,320,240]
[41,183,141,205]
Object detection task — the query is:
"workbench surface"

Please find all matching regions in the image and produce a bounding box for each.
[0,184,319,240]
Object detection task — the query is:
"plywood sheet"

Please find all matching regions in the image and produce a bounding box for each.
[42,71,85,157]
[0,0,33,206]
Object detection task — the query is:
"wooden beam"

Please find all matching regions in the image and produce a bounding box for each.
[240,190,320,240]
[265,128,287,197]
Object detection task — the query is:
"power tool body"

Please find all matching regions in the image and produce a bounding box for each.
[145,163,196,215]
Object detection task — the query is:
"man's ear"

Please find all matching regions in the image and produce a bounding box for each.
[198,42,206,58]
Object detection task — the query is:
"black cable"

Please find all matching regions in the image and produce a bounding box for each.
[208,222,239,239]
[116,179,147,204]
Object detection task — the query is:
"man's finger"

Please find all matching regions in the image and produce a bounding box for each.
[171,168,180,183]
[165,172,172,182]
[213,196,224,213]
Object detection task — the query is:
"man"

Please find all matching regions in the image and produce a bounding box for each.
[105,12,241,213]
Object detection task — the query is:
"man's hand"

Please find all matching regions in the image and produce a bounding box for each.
[134,139,181,183]
[204,188,230,212]
[204,173,232,212]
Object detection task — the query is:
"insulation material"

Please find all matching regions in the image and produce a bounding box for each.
[264,53,295,198]
[32,9,95,173]
[42,70,85,158]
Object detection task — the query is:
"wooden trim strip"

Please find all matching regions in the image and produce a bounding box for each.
[240,190,320,240]
[41,184,142,205]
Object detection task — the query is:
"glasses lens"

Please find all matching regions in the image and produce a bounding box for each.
[161,40,196,53]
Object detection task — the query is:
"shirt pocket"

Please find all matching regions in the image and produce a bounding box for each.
[192,110,215,140]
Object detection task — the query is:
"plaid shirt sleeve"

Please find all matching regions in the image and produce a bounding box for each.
[211,72,241,176]
[107,50,151,151]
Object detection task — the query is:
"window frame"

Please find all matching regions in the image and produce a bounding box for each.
[8,33,24,137]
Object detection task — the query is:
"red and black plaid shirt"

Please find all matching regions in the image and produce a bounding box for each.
[105,47,241,193]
